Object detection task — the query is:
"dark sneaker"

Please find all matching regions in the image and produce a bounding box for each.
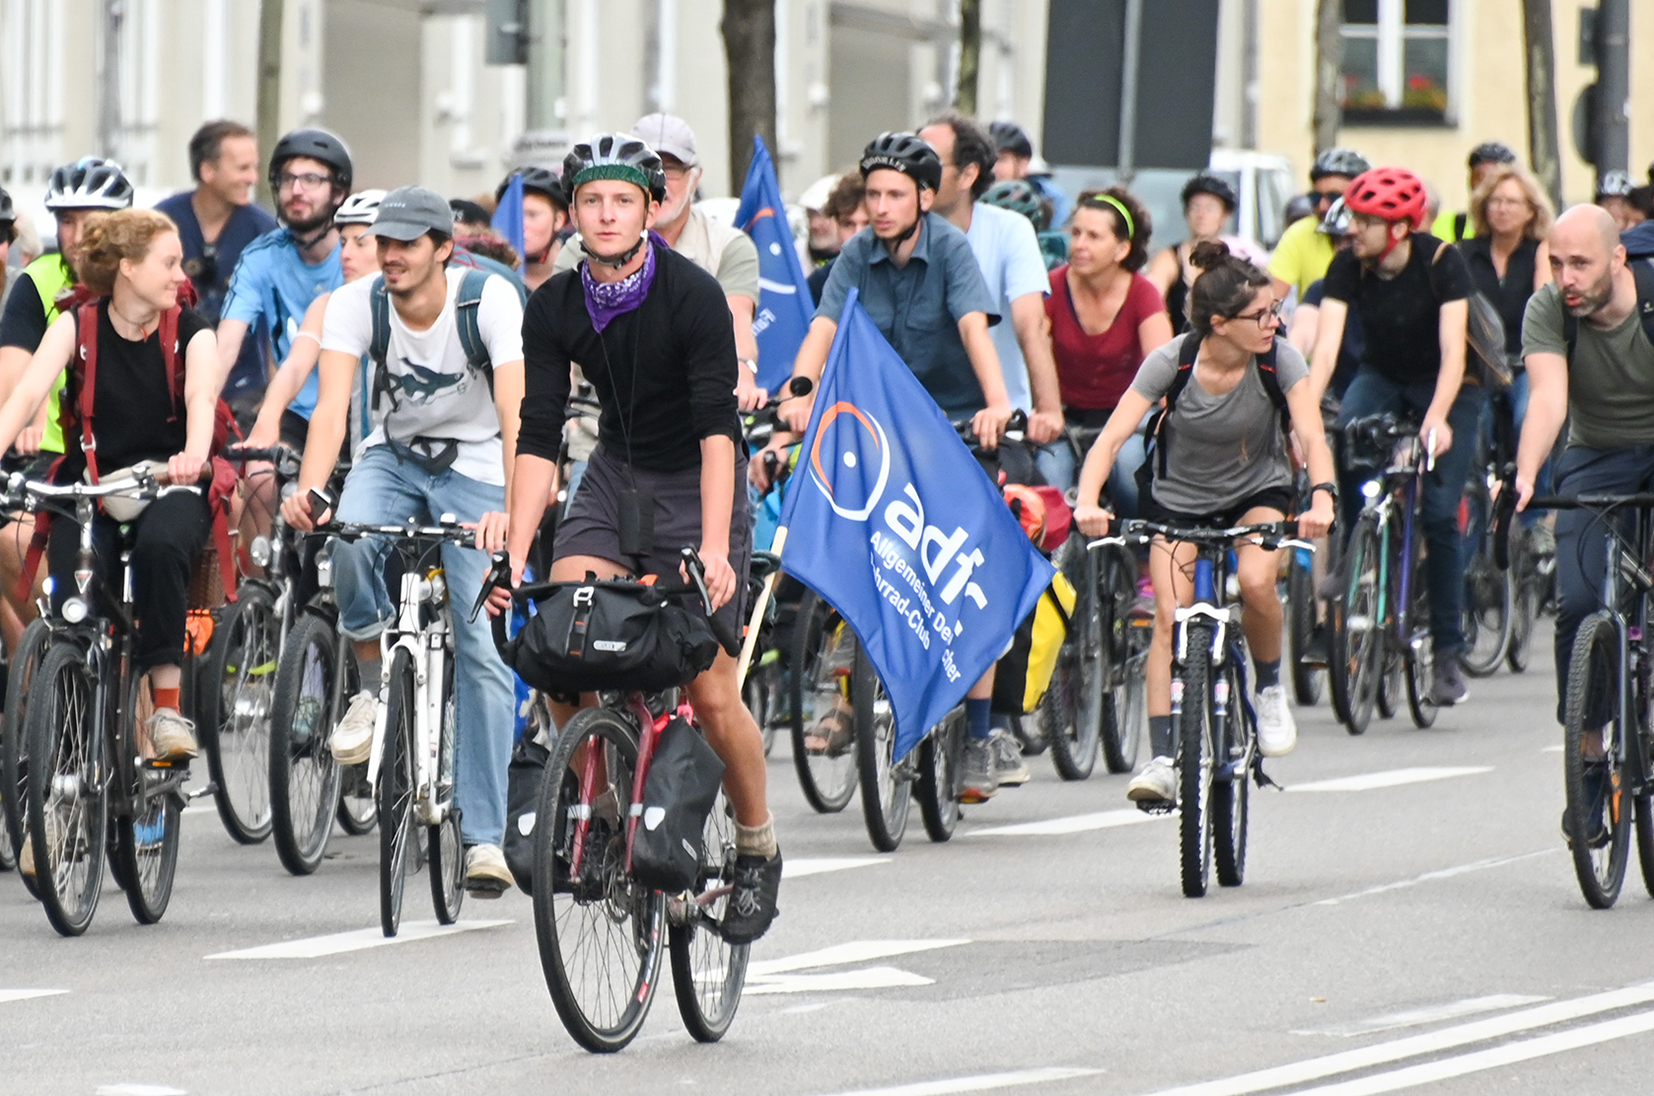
[1300,624,1331,667]
[960,738,999,803]
[990,728,1031,786]
[1563,761,1612,848]
[721,851,782,944]
[1429,652,1468,706]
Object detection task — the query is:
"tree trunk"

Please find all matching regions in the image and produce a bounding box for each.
[1521,0,1563,211]
[1311,0,1342,154]
[955,0,981,115]
[721,0,777,191]
[257,0,285,208]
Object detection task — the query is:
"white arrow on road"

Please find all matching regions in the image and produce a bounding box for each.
[745,938,969,995]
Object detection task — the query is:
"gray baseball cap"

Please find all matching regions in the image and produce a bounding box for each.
[366,185,455,241]
[632,113,697,166]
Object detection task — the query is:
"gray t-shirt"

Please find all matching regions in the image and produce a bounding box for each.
[1129,333,1309,515]
[1522,281,1654,450]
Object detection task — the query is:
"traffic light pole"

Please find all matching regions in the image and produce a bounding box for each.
[1594,0,1629,174]
[527,0,566,130]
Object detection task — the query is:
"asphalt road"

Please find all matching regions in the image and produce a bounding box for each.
[6,628,1654,1096]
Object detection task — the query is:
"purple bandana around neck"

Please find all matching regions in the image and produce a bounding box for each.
[580,232,667,333]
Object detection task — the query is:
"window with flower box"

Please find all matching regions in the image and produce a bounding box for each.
[1340,0,1452,125]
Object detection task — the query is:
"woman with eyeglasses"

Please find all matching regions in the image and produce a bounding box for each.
[1073,242,1336,804]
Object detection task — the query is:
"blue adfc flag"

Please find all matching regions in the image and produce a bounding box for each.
[776,289,1055,760]
[734,136,815,394]
[492,172,526,259]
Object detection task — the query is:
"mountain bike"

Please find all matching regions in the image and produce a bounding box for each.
[11,471,210,935]
[1095,518,1308,898]
[486,548,750,1052]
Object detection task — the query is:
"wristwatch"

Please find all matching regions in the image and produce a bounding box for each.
[1310,481,1338,504]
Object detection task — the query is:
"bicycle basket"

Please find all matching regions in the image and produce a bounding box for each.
[503,579,719,697]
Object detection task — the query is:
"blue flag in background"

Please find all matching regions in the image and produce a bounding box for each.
[778,290,1055,760]
[492,173,526,259]
[735,136,814,394]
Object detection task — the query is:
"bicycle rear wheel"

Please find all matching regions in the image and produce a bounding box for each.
[533,706,664,1053]
[1563,612,1631,909]
[26,642,107,937]
[853,639,910,852]
[429,654,463,925]
[1286,547,1323,706]
[3,619,50,888]
[1507,528,1537,674]
[335,647,376,836]
[269,615,343,876]
[916,709,965,842]
[788,594,856,813]
[1635,794,1654,899]
[116,675,182,925]
[1045,539,1104,779]
[1213,653,1252,888]
[669,785,749,1043]
[1178,623,1214,898]
[1459,484,1512,678]
[201,584,277,844]
[1329,517,1381,735]
[1402,534,1437,729]
[379,649,418,937]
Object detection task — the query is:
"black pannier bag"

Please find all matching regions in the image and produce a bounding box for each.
[502,579,719,698]
[630,715,727,892]
[503,727,550,894]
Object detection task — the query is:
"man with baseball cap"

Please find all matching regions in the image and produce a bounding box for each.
[556,115,766,408]
[282,184,527,898]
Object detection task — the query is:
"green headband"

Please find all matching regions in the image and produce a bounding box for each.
[569,162,651,196]
[1085,193,1136,240]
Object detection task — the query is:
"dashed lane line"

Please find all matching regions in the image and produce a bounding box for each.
[784,857,892,878]
[970,809,1161,837]
[1287,767,1492,793]
[1311,850,1554,907]
[1291,994,1551,1037]
[205,919,511,960]
[0,988,68,1004]
[814,1067,1104,1096]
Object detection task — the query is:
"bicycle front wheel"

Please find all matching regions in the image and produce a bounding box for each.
[669,783,749,1043]
[1563,611,1631,909]
[1286,547,1323,706]
[116,675,182,925]
[1329,516,1381,735]
[1506,527,1537,674]
[269,615,343,876]
[201,584,277,844]
[788,595,856,813]
[379,649,418,937]
[1459,483,1513,677]
[915,708,966,842]
[1402,532,1437,729]
[429,654,463,925]
[1213,654,1251,888]
[853,639,910,852]
[1045,538,1104,779]
[533,706,664,1053]
[1177,623,1214,899]
[26,642,107,937]
[3,618,51,885]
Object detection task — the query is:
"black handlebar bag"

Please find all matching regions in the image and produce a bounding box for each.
[631,715,727,892]
[504,579,719,698]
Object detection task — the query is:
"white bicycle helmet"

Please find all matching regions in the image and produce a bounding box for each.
[335,189,387,227]
[45,157,134,211]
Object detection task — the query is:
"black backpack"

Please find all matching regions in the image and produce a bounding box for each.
[1562,256,1654,361]
[1143,333,1291,482]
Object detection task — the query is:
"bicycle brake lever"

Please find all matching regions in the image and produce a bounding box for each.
[679,546,716,615]
[469,551,512,623]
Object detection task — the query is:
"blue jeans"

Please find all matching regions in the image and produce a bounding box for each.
[1335,370,1485,656]
[333,446,514,847]
[1038,430,1146,520]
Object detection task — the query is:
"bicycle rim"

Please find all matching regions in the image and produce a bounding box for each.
[916,709,964,842]
[1050,540,1104,778]
[1213,658,1250,887]
[533,707,664,1052]
[27,643,107,936]
[3,619,50,878]
[379,650,417,937]
[1563,612,1631,908]
[269,616,343,875]
[669,787,749,1043]
[1332,520,1380,734]
[854,640,910,852]
[206,586,277,843]
[789,598,856,813]
[1178,624,1213,898]
[1460,528,1512,678]
[429,656,463,925]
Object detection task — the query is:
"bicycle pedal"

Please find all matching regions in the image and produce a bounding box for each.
[1136,799,1174,816]
[187,782,219,800]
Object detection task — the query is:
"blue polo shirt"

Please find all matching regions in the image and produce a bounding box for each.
[815,212,1000,417]
[221,228,344,419]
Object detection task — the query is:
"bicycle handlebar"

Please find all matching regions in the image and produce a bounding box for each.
[223,444,301,472]
[1089,518,1310,553]
[1494,488,1654,570]
[5,471,204,507]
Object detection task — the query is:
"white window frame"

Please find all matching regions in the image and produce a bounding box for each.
[1341,0,1453,116]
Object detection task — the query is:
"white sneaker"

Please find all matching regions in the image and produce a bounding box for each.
[148,709,200,761]
[464,843,513,897]
[329,691,378,766]
[1127,756,1177,803]
[1255,684,1297,757]
[990,728,1031,786]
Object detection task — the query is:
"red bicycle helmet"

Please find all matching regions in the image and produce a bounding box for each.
[1343,167,1427,227]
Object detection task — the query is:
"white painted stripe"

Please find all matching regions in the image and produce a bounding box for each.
[1292,994,1551,1037]
[971,808,1163,837]
[0,988,67,1004]
[1313,851,1553,907]
[1291,1007,1654,1095]
[784,857,891,879]
[1289,767,1492,792]
[748,939,969,977]
[96,1086,186,1096]
[1137,980,1654,1096]
[1542,744,1564,753]
[746,965,935,995]
[205,919,511,960]
[816,1067,1103,1096]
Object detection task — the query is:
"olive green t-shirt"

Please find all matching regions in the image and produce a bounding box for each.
[1522,281,1654,450]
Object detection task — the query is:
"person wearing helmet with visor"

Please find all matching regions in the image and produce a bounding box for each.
[1310,166,1481,706]
[1270,147,1371,302]
[501,133,784,942]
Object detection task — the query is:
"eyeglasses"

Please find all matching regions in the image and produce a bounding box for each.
[277,171,333,192]
[1231,301,1285,326]
[1312,189,1342,206]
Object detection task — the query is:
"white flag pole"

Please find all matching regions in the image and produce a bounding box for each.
[736,525,788,688]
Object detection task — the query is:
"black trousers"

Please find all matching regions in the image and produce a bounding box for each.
[47,490,212,670]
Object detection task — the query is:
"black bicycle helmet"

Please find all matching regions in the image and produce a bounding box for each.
[1310,147,1371,183]
[561,133,667,204]
[267,128,354,194]
[981,179,1044,227]
[497,166,568,210]
[859,132,943,193]
[0,185,13,226]
[44,157,134,211]
[988,120,1033,160]
[1468,141,1517,169]
[1180,172,1237,212]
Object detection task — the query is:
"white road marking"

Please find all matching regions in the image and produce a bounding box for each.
[1290,1006,1654,1094]
[1292,994,1551,1037]
[1542,744,1563,753]
[205,919,511,960]
[971,809,1162,836]
[784,856,891,879]
[95,1086,186,1096]
[0,988,67,1004]
[746,966,936,995]
[1288,767,1492,793]
[1137,980,1654,1096]
[747,938,969,977]
[816,1067,1103,1096]
[1313,850,1553,907]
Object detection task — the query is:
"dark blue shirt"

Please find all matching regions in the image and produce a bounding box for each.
[155,190,279,401]
[815,213,1000,417]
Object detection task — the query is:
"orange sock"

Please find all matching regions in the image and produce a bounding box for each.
[153,686,181,712]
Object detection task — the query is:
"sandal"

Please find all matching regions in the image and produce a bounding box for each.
[803,705,854,757]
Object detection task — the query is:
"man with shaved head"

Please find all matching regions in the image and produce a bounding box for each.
[1517,203,1654,739]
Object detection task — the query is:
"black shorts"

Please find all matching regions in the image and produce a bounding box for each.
[552,445,751,637]
[1139,484,1295,530]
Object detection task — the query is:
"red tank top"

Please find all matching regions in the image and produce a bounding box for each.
[1044,267,1166,411]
